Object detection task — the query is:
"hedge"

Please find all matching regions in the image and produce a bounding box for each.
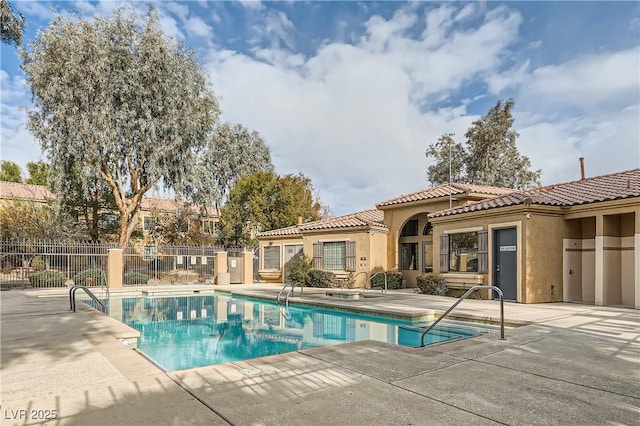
[28,270,66,288]
[123,271,150,285]
[72,268,106,286]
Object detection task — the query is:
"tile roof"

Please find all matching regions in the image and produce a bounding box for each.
[430,169,640,218]
[376,183,514,208]
[0,181,218,216]
[0,181,55,202]
[257,209,386,238]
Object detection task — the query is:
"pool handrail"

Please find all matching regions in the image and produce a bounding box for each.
[420,285,505,347]
[69,285,105,313]
[347,271,369,289]
[277,281,303,305]
[367,272,388,293]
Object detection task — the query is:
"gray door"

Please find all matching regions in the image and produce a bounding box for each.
[494,228,517,301]
[228,254,243,284]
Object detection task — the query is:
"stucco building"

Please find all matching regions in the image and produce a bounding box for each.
[257,169,640,309]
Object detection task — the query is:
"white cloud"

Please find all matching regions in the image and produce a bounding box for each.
[0,72,43,172]
[523,48,639,110]
[205,5,528,214]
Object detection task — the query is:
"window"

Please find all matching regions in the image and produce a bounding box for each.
[422,222,433,235]
[323,242,345,270]
[143,216,156,232]
[312,241,356,271]
[400,243,418,270]
[263,246,280,269]
[400,219,418,237]
[448,232,479,272]
[202,220,218,235]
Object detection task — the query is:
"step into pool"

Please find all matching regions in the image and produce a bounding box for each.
[84,294,497,371]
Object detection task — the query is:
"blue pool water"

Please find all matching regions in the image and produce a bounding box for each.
[86,294,495,371]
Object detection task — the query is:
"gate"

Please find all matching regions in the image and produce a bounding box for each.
[228,251,243,284]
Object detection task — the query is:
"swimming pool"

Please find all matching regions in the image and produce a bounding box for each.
[88,294,496,371]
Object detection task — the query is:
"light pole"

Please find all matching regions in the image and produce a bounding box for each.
[448,133,454,209]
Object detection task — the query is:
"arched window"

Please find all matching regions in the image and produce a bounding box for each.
[423,222,433,235]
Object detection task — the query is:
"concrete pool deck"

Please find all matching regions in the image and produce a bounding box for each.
[1,284,639,425]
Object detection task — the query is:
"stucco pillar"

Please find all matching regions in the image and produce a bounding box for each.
[635,233,640,310]
[242,251,254,284]
[107,248,123,289]
[594,215,604,306]
[214,251,228,284]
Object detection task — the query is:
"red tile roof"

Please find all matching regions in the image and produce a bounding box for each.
[376,183,514,208]
[429,169,640,218]
[0,181,218,216]
[0,181,55,202]
[257,209,386,238]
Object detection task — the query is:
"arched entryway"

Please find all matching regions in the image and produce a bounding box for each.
[397,213,433,287]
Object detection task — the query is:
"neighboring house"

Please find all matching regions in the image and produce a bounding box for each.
[257,170,640,309]
[0,181,220,241]
[0,181,55,205]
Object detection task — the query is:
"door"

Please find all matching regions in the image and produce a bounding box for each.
[494,228,517,301]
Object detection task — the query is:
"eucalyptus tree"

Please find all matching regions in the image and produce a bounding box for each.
[21,8,220,247]
[207,122,274,206]
[426,99,541,189]
[0,0,24,46]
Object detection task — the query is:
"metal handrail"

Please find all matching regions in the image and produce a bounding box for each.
[367,272,387,293]
[277,281,303,305]
[420,285,505,347]
[69,285,105,313]
[347,271,369,289]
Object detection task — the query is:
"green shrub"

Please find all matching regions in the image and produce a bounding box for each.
[123,271,150,285]
[72,268,106,286]
[370,270,404,290]
[28,270,66,288]
[305,269,337,288]
[286,255,312,284]
[30,255,47,271]
[416,273,448,295]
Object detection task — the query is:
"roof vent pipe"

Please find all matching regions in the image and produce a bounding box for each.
[297,216,303,226]
[579,157,585,180]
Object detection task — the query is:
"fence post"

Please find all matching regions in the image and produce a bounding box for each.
[107,249,124,289]
[214,251,228,284]
[242,251,253,284]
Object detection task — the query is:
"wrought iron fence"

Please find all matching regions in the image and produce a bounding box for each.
[0,239,116,288]
[0,239,229,288]
[123,243,225,285]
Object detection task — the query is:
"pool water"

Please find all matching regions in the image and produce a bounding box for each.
[86,294,495,371]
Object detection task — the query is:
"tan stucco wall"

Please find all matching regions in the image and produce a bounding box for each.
[431,206,560,302]
[523,213,565,303]
[257,228,388,287]
[302,228,387,287]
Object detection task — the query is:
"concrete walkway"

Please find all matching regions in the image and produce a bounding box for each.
[1,285,639,425]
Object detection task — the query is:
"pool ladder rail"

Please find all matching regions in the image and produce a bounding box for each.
[69,285,106,314]
[277,281,303,320]
[420,285,505,347]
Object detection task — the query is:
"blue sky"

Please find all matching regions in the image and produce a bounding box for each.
[1,1,639,216]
